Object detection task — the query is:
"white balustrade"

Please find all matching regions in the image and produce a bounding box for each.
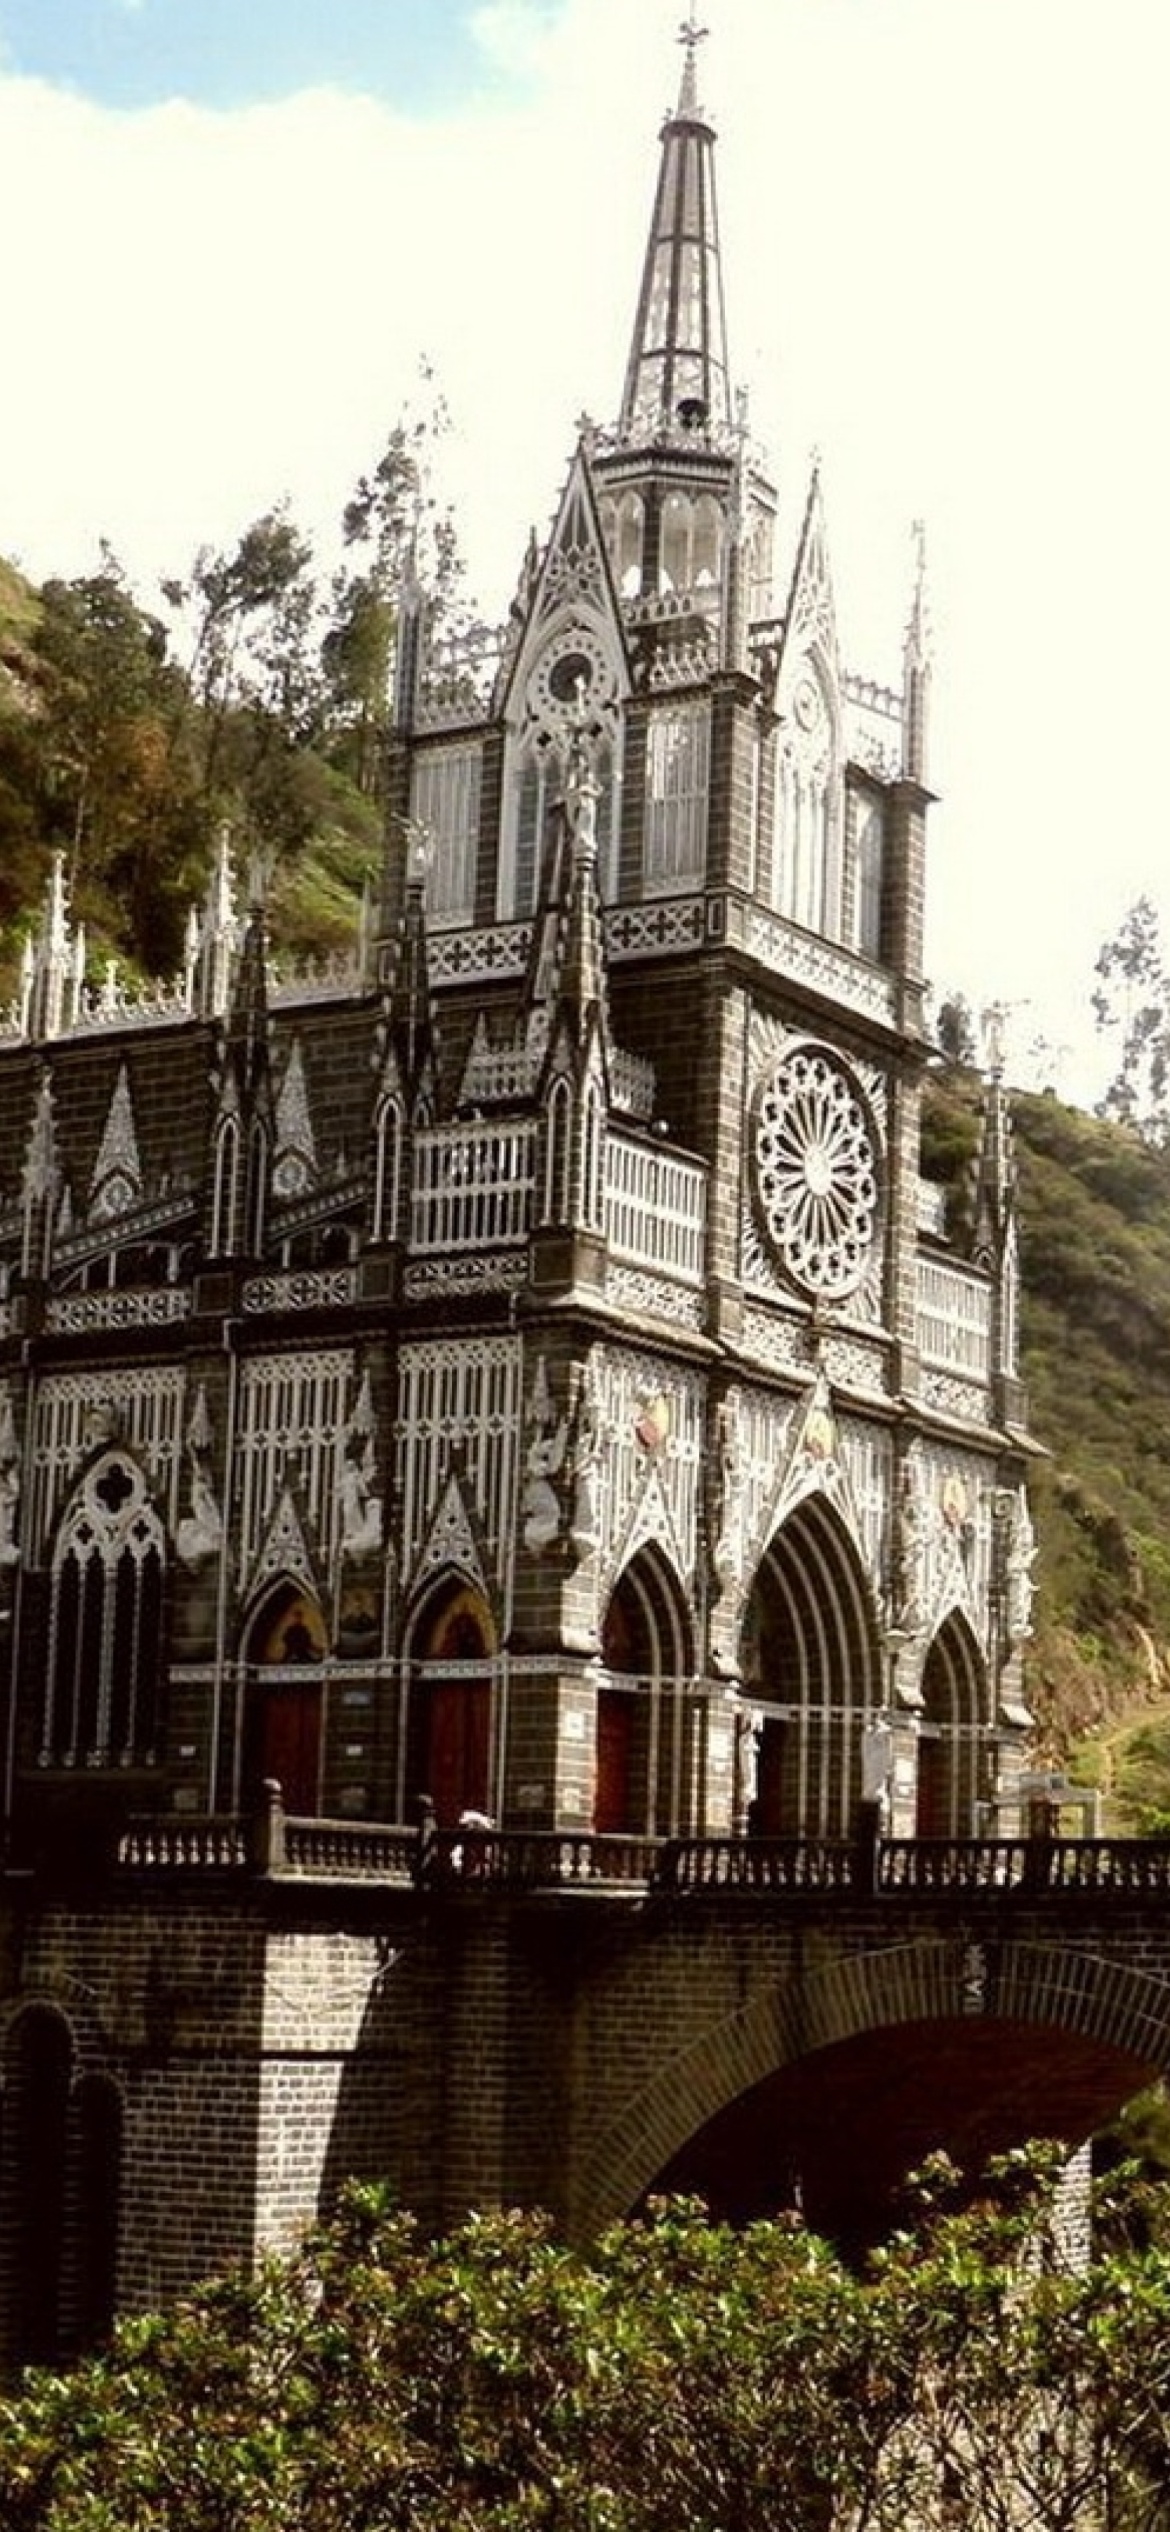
[604,1132,707,1283]
[411,1120,536,1252]
[916,1256,991,1378]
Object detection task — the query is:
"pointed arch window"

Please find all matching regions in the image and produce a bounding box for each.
[409,744,482,930]
[645,704,709,890]
[45,1454,166,1768]
[542,1075,573,1226]
[599,493,645,595]
[502,733,620,919]
[211,1114,241,1256]
[774,679,842,941]
[247,1120,268,1256]
[373,1093,406,1243]
[582,1080,605,1232]
[851,788,886,962]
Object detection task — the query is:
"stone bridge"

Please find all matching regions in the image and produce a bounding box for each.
[6,1819,1170,2349]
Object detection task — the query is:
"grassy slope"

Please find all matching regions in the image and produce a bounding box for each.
[924,1072,1170,1823]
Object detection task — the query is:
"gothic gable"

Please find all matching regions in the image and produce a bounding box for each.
[88,1065,143,1224]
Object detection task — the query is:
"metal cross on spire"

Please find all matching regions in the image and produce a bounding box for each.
[677,1,709,115]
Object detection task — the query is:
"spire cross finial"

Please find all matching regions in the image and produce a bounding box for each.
[679,2,709,52]
[677,3,709,112]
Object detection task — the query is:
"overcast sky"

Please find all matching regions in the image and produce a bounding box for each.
[1,0,1167,1102]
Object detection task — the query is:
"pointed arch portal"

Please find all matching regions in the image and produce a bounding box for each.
[917,1611,989,1837]
[405,1581,496,1830]
[242,1581,327,1817]
[597,1547,695,1837]
[740,1496,881,1838]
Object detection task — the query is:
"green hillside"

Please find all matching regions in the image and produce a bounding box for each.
[925,1071,1170,1826]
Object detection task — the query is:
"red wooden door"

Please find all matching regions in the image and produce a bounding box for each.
[915,1735,949,1838]
[423,1679,491,1828]
[594,1689,634,1833]
[253,1678,323,1817]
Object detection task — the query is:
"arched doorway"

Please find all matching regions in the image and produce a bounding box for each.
[0,2008,123,2371]
[597,1550,693,1836]
[243,1582,327,1816]
[917,1613,988,1837]
[740,1499,880,1836]
[406,1582,496,1829]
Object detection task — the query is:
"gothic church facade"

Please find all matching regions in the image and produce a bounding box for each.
[0,29,1036,2358]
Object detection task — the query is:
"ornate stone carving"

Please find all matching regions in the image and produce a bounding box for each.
[566,1369,601,1562]
[1001,1485,1037,1645]
[741,903,898,1024]
[340,1371,383,1559]
[176,1385,223,1570]
[921,1369,989,1423]
[242,1269,357,1314]
[604,1262,705,1331]
[752,1042,880,1299]
[403,1256,527,1300]
[272,1038,319,1200]
[709,1387,747,1675]
[521,1358,568,1555]
[0,1393,20,1568]
[88,1064,143,1223]
[46,1289,193,1334]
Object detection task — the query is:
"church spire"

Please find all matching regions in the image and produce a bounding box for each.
[617,9,731,444]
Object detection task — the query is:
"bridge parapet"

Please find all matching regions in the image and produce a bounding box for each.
[110,1814,1170,1903]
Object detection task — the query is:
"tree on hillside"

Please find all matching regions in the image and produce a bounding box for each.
[1093,897,1170,1143]
[162,504,323,855]
[323,367,479,797]
[2,2154,1170,2530]
[28,552,205,970]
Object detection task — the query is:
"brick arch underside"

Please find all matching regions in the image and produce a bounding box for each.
[572,1939,1170,2246]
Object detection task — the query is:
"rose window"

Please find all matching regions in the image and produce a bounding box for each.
[753,1045,880,1297]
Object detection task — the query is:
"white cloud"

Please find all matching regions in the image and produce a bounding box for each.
[1,0,1168,1093]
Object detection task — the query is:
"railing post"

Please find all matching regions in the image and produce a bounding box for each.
[414,1794,437,1887]
[854,1801,882,1897]
[251,1778,287,1876]
[655,1838,681,1893]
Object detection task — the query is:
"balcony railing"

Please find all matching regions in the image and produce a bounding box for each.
[916,1256,991,1379]
[411,1119,536,1253]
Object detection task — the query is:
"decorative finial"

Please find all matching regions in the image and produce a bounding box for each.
[980,1003,1008,1083]
[402,816,432,893]
[677,2,709,116]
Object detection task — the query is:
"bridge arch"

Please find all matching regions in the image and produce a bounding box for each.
[571,1935,1170,2245]
[740,1494,881,1836]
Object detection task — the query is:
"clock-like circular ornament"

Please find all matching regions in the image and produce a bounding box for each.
[530,626,616,734]
[792,676,822,733]
[752,1043,880,1298]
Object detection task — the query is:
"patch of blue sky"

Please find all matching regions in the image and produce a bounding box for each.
[0,0,530,113]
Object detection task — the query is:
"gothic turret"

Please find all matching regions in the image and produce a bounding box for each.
[207,877,274,1258]
[617,13,731,446]
[593,15,774,642]
[902,523,932,786]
